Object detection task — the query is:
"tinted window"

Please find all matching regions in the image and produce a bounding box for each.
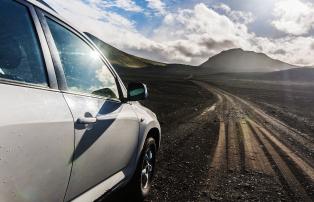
[46,18,119,99]
[0,0,47,86]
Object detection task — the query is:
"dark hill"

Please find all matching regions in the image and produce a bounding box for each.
[85,33,166,68]
[200,48,297,73]
[85,34,312,80]
[260,67,314,82]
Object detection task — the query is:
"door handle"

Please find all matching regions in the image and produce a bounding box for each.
[77,117,97,124]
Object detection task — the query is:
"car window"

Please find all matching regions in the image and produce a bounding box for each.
[46,18,119,99]
[0,0,48,86]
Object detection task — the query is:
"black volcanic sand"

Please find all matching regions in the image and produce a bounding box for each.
[100,77,219,202]
[203,77,314,136]
[140,78,220,202]
[100,75,295,202]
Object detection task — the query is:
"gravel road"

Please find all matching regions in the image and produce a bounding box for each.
[102,79,314,201]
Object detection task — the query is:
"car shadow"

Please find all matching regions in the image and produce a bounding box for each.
[71,100,122,162]
[96,187,142,202]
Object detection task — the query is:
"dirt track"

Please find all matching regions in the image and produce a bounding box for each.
[193,80,314,201]
[102,79,314,201]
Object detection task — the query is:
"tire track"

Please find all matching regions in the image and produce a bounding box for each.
[227,121,241,172]
[210,121,227,170]
[248,119,312,201]
[239,119,274,175]
[192,80,314,201]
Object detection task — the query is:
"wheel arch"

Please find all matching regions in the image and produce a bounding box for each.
[146,127,161,151]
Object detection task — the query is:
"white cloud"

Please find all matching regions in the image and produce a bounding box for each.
[44,0,163,59]
[114,0,143,12]
[44,0,314,67]
[214,3,231,13]
[77,0,143,12]
[44,0,137,30]
[253,36,314,66]
[214,3,255,24]
[146,0,166,15]
[272,0,314,35]
[150,3,254,64]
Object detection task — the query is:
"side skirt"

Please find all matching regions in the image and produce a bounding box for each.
[70,171,125,202]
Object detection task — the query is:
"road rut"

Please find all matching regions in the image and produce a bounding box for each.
[194,80,314,201]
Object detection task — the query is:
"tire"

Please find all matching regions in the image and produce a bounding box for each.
[127,137,157,201]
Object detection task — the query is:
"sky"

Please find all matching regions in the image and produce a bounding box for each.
[43,0,314,66]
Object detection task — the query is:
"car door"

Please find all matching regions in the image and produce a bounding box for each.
[41,15,140,200]
[0,1,74,202]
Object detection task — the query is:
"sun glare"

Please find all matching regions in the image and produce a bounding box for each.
[90,50,100,60]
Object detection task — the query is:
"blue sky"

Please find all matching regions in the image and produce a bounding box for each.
[44,0,314,66]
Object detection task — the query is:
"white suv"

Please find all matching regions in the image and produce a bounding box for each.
[0,0,161,201]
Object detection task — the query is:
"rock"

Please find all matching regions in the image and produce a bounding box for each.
[210,193,222,201]
[202,191,210,197]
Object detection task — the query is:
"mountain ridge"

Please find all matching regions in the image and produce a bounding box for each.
[260,67,314,82]
[85,33,166,68]
[200,48,299,73]
[85,33,314,82]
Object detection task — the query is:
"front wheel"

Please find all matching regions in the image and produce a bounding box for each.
[128,137,157,201]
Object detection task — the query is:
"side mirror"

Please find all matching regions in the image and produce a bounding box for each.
[127,82,148,101]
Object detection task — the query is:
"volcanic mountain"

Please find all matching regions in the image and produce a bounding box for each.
[200,48,298,73]
[86,33,314,82]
